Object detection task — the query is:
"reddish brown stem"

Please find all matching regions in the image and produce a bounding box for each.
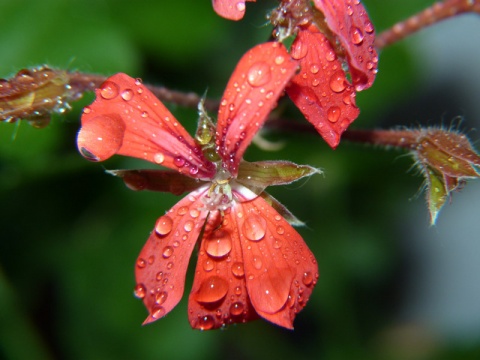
[341,129,418,149]
[375,0,480,49]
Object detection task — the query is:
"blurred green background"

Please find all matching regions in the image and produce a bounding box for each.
[1,1,480,359]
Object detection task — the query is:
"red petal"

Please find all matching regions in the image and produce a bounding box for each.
[188,211,258,330]
[313,0,377,91]
[77,73,215,179]
[287,27,360,148]
[216,42,298,176]
[212,0,255,21]
[234,193,319,329]
[134,188,209,324]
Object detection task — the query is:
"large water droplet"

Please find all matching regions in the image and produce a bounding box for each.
[133,283,146,299]
[327,106,341,123]
[253,257,263,270]
[195,276,229,304]
[99,81,119,99]
[136,258,147,269]
[329,72,346,93]
[184,220,194,233]
[205,229,232,258]
[155,216,173,236]
[247,62,271,87]
[242,215,267,241]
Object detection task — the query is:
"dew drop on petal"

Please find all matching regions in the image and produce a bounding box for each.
[173,156,186,167]
[121,89,134,101]
[195,276,229,304]
[350,26,364,45]
[329,72,347,93]
[230,302,244,316]
[136,258,147,269]
[310,64,320,74]
[153,153,165,164]
[302,272,314,286]
[231,262,245,277]
[155,216,173,236]
[242,215,267,241]
[162,246,174,259]
[291,40,308,60]
[155,291,168,305]
[203,259,214,272]
[184,220,194,232]
[99,81,119,99]
[133,283,146,299]
[177,206,188,216]
[247,62,271,87]
[205,229,232,258]
[325,50,337,62]
[198,315,215,330]
[253,257,263,270]
[327,106,341,123]
[276,226,285,235]
[151,305,166,319]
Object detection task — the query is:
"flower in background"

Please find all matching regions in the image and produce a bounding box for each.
[77,42,319,330]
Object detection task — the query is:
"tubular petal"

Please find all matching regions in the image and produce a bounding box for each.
[216,42,298,176]
[78,73,215,179]
[313,0,377,91]
[135,189,209,324]
[212,0,255,21]
[287,27,360,148]
[234,193,318,329]
[188,211,258,329]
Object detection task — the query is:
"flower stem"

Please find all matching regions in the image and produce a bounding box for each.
[375,0,480,49]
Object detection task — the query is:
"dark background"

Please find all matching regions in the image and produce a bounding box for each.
[1,1,480,359]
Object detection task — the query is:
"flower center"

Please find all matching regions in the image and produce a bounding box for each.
[201,167,234,211]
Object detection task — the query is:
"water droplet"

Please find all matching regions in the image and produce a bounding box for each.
[205,229,232,258]
[310,64,320,74]
[184,220,194,232]
[198,315,215,330]
[155,291,168,305]
[203,259,214,272]
[364,21,374,34]
[155,215,173,236]
[195,276,229,304]
[327,106,341,123]
[276,226,285,235]
[329,72,346,93]
[302,271,314,286]
[153,153,165,164]
[99,81,119,99]
[325,50,337,62]
[162,246,174,259]
[190,209,200,218]
[166,262,174,270]
[231,262,245,277]
[273,238,282,249]
[247,62,271,87]
[148,255,155,264]
[156,271,164,281]
[136,258,147,269]
[177,206,188,216]
[83,106,92,114]
[236,1,245,12]
[151,305,166,319]
[133,283,146,299]
[275,55,285,65]
[350,27,364,45]
[242,215,267,241]
[230,302,244,316]
[291,40,308,60]
[173,156,185,167]
[141,111,148,118]
[121,89,133,101]
[253,257,263,270]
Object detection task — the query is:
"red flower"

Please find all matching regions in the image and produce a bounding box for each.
[214,0,378,148]
[77,42,319,330]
